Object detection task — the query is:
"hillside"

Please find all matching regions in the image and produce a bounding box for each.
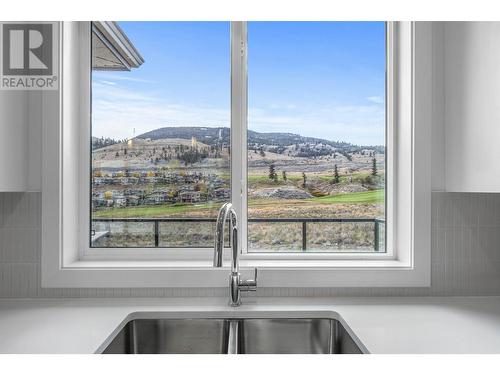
[91,126,385,251]
[134,126,384,154]
[92,126,385,175]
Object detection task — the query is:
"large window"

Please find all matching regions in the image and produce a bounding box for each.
[91,22,231,248]
[90,21,386,254]
[43,21,431,288]
[246,22,386,253]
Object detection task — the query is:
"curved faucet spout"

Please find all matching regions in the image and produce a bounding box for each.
[213,202,236,267]
[213,202,257,307]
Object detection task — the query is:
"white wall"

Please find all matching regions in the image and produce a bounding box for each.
[444,22,500,192]
[0,90,43,192]
[27,92,43,192]
[0,91,29,191]
[431,22,446,191]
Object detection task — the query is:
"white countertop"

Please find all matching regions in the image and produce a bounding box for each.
[1,296,500,354]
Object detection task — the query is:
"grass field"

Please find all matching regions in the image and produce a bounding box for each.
[92,189,384,218]
[312,189,383,204]
[92,202,215,218]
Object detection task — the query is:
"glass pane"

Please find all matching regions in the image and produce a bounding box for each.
[92,221,155,248]
[248,221,303,252]
[247,22,386,253]
[91,22,230,248]
[159,220,230,248]
[305,221,381,252]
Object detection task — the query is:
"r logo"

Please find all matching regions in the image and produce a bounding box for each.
[2,23,53,76]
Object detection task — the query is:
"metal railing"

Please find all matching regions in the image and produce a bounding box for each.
[92,217,385,252]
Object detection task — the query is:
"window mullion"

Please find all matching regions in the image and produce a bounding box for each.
[230,21,248,255]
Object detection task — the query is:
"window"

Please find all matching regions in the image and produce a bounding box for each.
[91,22,230,249]
[246,22,386,253]
[89,21,387,255]
[42,21,431,288]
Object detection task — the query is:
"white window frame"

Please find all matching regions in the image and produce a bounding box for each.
[41,21,431,288]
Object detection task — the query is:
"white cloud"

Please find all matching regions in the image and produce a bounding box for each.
[92,85,229,139]
[96,80,117,86]
[93,72,154,84]
[366,96,384,104]
[92,85,385,145]
[249,104,385,145]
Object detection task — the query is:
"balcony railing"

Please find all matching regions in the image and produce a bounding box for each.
[92,217,385,252]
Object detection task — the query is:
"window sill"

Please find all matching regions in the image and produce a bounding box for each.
[69,257,407,269]
[41,256,429,289]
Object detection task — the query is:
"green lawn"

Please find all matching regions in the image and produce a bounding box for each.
[92,202,214,218]
[312,189,384,204]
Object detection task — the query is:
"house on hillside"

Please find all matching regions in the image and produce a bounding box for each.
[183,174,198,183]
[92,196,107,209]
[119,177,132,185]
[145,192,167,205]
[125,188,145,197]
[179,191,201,203]
[180,184,195,192]
[126,195,140,206]
[212,188,230,200]
[113,195,127,207]
[93,177,105,186]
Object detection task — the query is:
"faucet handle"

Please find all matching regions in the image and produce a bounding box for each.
[239,268,258,292]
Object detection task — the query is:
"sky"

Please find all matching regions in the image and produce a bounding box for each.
[92,21,385,146]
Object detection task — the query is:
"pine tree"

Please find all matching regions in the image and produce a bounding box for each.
[371,157,378,177]
[269,164,277,182]
[333,164,340,184]
[282,170,287,182]
[302,172,307,188]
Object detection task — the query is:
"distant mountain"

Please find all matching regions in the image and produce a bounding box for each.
[135,126,384,153]
[92,136,121,151]
[136,127,230,146]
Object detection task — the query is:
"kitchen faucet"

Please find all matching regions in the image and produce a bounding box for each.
[213,202,257,307]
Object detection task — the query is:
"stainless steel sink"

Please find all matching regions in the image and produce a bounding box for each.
[102,319,229,354]
[100,317,363,354]
[239,318,361,354]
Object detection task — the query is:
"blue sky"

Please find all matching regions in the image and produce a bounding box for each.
[92,21,385,145]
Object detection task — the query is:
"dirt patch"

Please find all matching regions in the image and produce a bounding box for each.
[329,184,369,195]
[250,187,313,200]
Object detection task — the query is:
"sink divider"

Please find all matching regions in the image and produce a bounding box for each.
[227,320,239,354]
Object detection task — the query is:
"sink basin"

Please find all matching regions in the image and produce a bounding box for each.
[239,318,361,354]
[100,316,363,354]
[102,319,229,354]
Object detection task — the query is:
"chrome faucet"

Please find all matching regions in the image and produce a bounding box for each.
[213,202,257,307]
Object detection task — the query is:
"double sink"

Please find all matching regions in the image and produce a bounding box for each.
[99,315,364,354]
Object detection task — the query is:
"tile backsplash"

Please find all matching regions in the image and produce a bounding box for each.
[0,192,499,298]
